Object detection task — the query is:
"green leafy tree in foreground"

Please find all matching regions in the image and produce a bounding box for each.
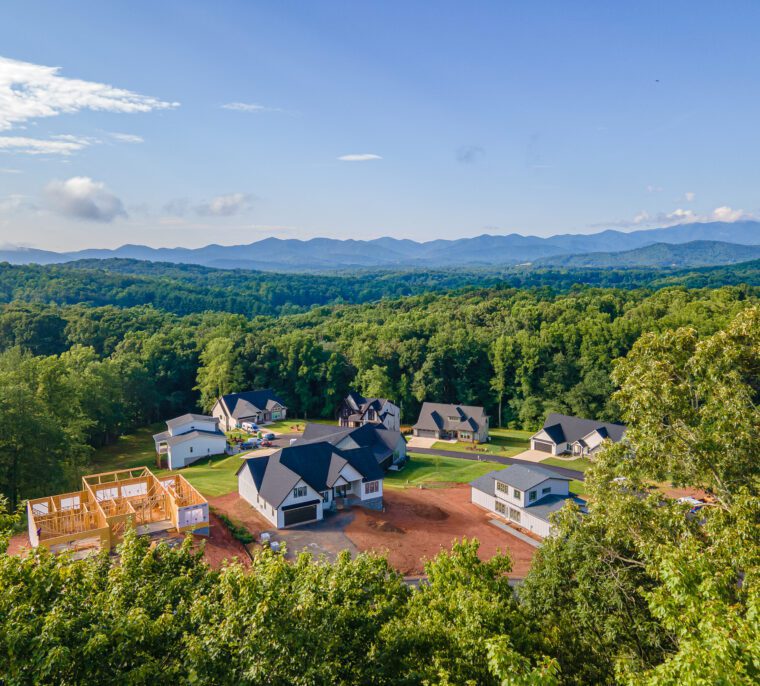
[521,306,760,685]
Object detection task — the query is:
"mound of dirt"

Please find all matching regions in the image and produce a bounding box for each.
[368,519,405,534]
[410,503,449,521]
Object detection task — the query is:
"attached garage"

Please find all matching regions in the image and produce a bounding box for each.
[531,439,554,454]
[413,429,439,438]
[282,500,320,527]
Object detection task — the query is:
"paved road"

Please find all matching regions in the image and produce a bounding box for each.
[410,446,585,481]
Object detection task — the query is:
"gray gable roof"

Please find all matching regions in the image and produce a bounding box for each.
[413,402,488,433]
[220,389,287,420]
[525,494,587,522]
[537,413,626,445]
[300,423,402,465]
[239,440,385,509]
[165,413,218,430]
[163,428,226,447]
[492,464,570,491]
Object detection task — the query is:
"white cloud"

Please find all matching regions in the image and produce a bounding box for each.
[44,176,126,222]
[646,184,663,193]
[593,205,755,231]
[711,205,750,222]
[337,153,382,162]
[221,102,280,113]
[683,191,696,202]
[109,132,144,143]
[0,167,20,173]
[0,135,92,155]
[0,55,176,155]
[0,193,34,213]
[196,192,252,217]
[0,56,178,131]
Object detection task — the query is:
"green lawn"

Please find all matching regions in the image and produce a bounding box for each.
[385,453,498,488]
[90,423,163,472]
[156,453,245,498]
[431,428,532,457]
[260,417,336,434]
[569,479,588,497]
[539,456,595,472]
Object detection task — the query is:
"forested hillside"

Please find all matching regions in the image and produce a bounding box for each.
[1,258,758,318]
[0,282,756,509]
[1,307,757,685]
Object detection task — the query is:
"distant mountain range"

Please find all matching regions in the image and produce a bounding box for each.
[534,240,760,269]
[2,220,759,272]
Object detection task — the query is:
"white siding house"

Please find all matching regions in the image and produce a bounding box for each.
[153,413,227,470]
[470,464,585,539]
[236,440,385,530]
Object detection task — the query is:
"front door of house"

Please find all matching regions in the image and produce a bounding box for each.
[334,484,348,498]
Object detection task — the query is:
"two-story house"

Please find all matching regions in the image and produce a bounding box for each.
[152,413,227,470]
[298,422,408,471]
[211,389,288,432]
[470,464,586,538]
[412,402,489,443]
[236,440,385,528]
[337,392,401,432]
[530,413,626,457]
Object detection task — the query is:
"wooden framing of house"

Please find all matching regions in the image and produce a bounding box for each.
[27,467,209,556]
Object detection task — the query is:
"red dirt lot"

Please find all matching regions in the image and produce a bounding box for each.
[345,485,537,577]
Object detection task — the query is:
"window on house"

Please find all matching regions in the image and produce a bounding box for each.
[321,491,330,501]
[542,486,551,495]
[496,482,508,494]
[365,480,380,495]
[508,508,521,523]
[529,490,537,502]
[513,488,521,498]
[189,447,193,453]
[495,501,506,514]
[293,485,307,498]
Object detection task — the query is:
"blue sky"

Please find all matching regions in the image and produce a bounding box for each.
[0,0,758,250]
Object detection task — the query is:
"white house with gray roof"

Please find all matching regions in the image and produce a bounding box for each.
[412,402,489,442]
[211,389,288,432]
[471,464,586,538]
[530,413,626,457]
[153,413,227,470]
[237,438,385,528]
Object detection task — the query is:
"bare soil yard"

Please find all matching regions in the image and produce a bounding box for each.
[344,485,536,577]
[211,486,537,577]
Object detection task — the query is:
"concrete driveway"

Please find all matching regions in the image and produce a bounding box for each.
[269,510,359,563]
[406,436,439,449]
[509,449,556,463]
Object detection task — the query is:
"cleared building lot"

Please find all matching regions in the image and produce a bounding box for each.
[211,484,537,578]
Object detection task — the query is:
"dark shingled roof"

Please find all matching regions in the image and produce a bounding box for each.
[238,440,385,509]
[219,389,287,420]
[413,402,488,433]
[536,413,626,445]
[299,423,403,466]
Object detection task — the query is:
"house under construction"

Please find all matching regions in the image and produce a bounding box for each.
[27,467,209,556]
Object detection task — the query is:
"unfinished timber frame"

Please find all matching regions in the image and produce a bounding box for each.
[27,467,209,556]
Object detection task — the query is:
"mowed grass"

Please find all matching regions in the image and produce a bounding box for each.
[431,428,532,457]
[539,456,595,472]
[90,423,163,471]
[90,423,248,497]
[263,417,336,434]
[385,453,498,489]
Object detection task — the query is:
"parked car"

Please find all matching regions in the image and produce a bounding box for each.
[241,421,259,433]
[260,440,273,447]
[264,432,276,440]
[240,439,260,450]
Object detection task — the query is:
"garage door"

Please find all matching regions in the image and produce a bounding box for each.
[283,503,318,527]
[415,429,437,438]
[532,440,553,453]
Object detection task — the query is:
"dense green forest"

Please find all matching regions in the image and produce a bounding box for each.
[1,258,758,317]
[1,307,757,685]
[0,276,757,509]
